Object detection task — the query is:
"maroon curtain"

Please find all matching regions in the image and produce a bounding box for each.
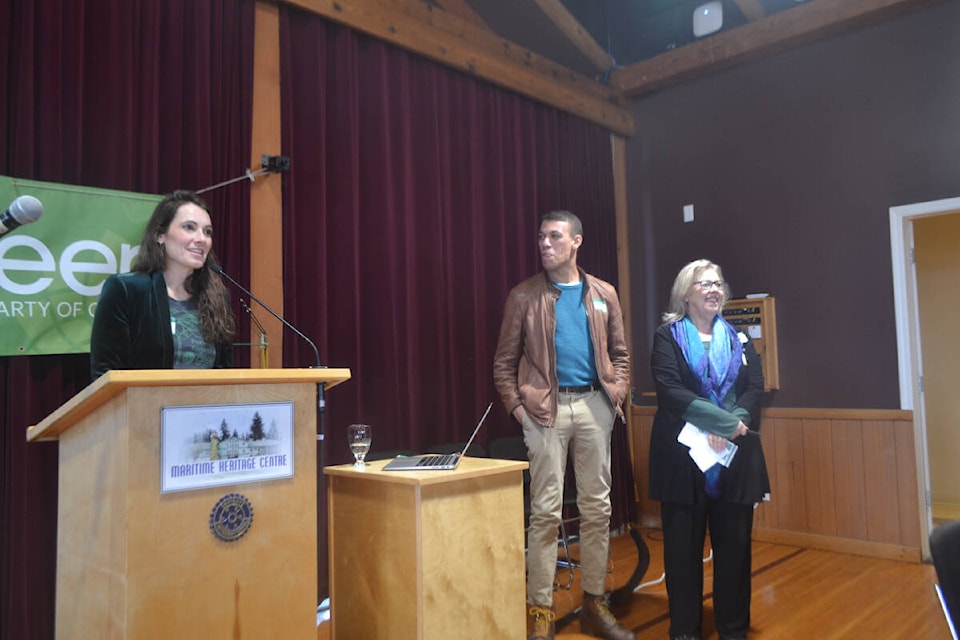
[279,8,635,599]
[0,1,254,638]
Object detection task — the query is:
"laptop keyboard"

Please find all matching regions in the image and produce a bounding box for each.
[416,454,454,467]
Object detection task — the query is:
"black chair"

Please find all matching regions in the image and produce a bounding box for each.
[488,435,582,590]
[931,519,960,638]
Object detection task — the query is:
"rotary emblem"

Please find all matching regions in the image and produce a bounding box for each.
[209,493,254,542]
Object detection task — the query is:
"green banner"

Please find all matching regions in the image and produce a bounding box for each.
[0,177,160,356]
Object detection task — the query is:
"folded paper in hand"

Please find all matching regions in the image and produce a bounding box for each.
[678,422,738,473]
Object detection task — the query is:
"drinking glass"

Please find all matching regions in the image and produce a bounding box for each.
[348,424,372,468]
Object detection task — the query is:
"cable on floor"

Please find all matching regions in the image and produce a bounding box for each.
[634,548,713,592]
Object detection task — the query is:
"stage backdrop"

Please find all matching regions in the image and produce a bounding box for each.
[0,176,159,356]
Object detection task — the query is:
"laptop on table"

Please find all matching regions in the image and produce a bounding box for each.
[382,402,493,471]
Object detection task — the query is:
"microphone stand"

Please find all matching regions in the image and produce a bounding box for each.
[213,265,332,616]
[236,298,269,369]
[211,264,327,435]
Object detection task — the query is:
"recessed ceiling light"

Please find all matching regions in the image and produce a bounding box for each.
[693,1,723,38]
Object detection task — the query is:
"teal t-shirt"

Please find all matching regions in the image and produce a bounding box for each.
[554,282,597,386]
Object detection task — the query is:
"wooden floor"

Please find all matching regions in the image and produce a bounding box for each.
[318,526,952,639]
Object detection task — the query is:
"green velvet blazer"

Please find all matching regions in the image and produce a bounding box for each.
[90,271,233,380]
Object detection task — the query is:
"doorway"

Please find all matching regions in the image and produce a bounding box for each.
[914,214,960,528]
[889,196,960,561]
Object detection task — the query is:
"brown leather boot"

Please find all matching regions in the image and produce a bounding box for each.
[579,593,634,640]
[527,604,556,640]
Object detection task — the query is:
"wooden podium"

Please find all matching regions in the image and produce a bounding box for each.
[324,456,529,639]
[27,368,350,640]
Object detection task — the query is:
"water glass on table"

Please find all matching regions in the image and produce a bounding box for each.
[348,424,371,468]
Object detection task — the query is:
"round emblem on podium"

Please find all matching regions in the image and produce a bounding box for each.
[209,493,254,542]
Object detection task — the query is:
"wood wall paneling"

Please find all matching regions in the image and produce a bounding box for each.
[832,419,869,541]
[630,406,921,561]
[862,419,901,544]
[893,420,921,547]
[804,417,837,537]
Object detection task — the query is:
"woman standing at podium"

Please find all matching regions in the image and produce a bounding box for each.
[90,190,235,379]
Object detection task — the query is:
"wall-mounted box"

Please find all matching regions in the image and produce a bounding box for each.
[722,296,779,391]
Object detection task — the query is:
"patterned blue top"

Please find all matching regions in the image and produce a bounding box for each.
[168,297,216,369]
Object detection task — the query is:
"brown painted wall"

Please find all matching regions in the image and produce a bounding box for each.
[626,2,960,409]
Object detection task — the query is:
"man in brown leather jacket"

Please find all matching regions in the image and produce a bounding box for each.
[493,210,632,640]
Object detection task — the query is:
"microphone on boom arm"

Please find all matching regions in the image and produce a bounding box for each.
[210,263,328,419]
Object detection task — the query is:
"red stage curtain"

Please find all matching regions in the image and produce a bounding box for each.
[279,7,636,599]
[0,1,254,637]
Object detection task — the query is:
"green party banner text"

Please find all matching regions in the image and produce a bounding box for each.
[0,177,160,356]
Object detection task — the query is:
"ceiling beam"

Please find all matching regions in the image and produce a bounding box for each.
[282,0,635,136]
[611,0,942,97]
[424,0,488,29]
[733,0,766,22]
[529,0,615,73]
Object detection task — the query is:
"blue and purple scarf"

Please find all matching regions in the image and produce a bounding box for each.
[670,315,743,407]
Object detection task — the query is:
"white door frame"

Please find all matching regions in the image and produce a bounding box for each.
[889,195,960,561]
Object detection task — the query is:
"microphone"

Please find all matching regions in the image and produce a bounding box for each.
[0,195,43,237]
[211,264,330,456]
[211,263,327,419]
[210,263,323,369]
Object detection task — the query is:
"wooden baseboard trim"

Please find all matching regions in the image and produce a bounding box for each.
[752,528,921,563]
[630,405,912,421]
[630,510,921,563]
[760,407,913,420]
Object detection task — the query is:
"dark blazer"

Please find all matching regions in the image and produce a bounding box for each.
[90,271,232,380]
[649,322,770,505]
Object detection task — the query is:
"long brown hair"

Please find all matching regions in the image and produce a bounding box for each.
[134,190,235,344]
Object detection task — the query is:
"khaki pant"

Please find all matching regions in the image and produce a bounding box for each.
[523,389,616,606]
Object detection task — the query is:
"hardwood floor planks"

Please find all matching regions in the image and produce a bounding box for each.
[317,527,951,638]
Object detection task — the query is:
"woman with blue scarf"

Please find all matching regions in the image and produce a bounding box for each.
[650,259,770,640]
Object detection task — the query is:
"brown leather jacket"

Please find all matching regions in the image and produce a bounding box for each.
[493,269,631,427]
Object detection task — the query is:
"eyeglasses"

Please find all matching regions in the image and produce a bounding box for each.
[694,280,724,291]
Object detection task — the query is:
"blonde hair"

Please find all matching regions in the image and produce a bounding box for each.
[661,259,729,324]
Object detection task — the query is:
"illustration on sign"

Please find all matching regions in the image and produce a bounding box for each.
[161,401,295,493]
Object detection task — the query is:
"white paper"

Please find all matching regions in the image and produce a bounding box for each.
[678,422,738,472]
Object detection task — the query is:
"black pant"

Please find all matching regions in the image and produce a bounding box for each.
[661,495,755,639]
